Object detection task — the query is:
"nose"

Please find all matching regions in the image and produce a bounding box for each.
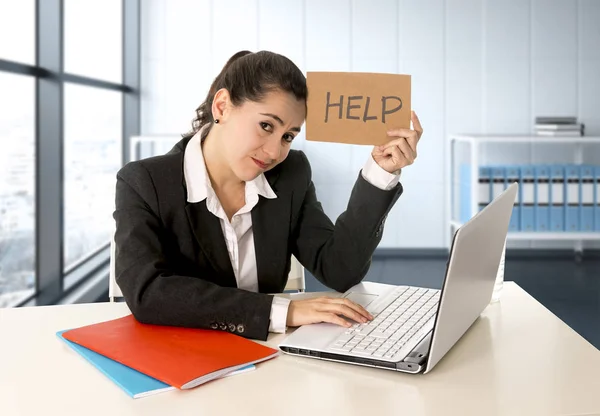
[262,135,281,162]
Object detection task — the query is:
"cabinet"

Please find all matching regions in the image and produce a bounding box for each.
[448,134,600,260]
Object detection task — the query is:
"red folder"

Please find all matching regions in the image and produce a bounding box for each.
[63,315,279,389]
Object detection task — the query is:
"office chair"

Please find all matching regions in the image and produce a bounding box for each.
[108,232,306,302]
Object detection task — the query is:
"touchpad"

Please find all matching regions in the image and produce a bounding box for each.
[344,292,379,308]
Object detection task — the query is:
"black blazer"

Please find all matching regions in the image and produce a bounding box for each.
[114,136,403,340]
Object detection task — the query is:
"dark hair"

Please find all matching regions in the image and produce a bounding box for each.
[182,50,308,140]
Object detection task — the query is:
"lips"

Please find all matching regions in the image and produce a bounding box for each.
[252,158,270,169]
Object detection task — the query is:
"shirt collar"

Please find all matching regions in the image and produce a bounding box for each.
[183,128,277,204]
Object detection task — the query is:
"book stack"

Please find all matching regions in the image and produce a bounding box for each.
[57,315,279,399]
[535,116,585,137]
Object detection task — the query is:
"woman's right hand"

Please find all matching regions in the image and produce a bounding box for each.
[286,296,374,328]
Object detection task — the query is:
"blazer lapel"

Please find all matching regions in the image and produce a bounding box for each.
[252,191,292,293]
[185,201,237,288]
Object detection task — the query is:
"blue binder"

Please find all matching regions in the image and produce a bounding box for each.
[580,165,595,231]
[479,166,491,213]
[520,165,535,232]
[550,165,565,232]
[534,165,550,231]
[565,165,581,231]
[596,166,600,232]
[491,166,506,201]
[505,165,520,231]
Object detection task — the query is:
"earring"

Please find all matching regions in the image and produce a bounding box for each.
[214,119,220,124]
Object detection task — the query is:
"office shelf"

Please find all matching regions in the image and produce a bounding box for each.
[447,134,600,257]
[449,221,600,241]
[450,134,600,144]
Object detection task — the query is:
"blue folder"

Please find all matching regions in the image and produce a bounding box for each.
[520,165,535,232]
[57,330,255,399]
[479,166,491,214]
[534,165,550,232]
[505,165,520,231]
[565,165,581,232]
[491,166,506,201]
[550,165,565,232]
[581,165,595,231]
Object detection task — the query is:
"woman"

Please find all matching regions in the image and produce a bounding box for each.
[114,50,423,341]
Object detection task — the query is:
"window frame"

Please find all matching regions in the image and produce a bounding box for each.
[0,0,140,306]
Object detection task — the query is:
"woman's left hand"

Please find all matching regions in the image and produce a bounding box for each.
[371,110,423,174]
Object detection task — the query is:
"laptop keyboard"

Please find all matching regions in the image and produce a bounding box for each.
[327,287,440,361]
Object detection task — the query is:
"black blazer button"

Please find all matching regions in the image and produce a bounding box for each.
[228,323,236,332]
[236,324,245,334]
[210,322,218,330]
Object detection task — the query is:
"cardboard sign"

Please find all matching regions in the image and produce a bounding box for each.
[306,72,411,146]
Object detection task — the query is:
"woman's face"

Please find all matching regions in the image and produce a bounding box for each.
[218,89,306,182]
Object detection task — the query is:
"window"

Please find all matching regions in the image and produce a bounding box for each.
[63,84,122,271]
[63,0,123,83]
[0,73,35,307]
[0,0,138,307]
[0,0,35,65]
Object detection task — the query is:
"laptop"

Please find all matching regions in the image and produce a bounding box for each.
[279,182,518,374]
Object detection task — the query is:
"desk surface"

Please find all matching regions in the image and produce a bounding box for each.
[1,282,599,416]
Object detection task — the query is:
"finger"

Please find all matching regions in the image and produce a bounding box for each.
[386,128,414,139]
[406,134,418,154]
[383,132,419,153]
[383,140,411,163]
[387,145,408,167]
[396,139,416,163]
[327,298,373,320]
[380,136,410,150]
[411,110,423,137]
[325,297,371,317]
[313,296,336,302]
[319,304,368,324]
[319,312,353,328]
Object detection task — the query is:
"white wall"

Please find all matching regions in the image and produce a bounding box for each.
[141,0,600,249]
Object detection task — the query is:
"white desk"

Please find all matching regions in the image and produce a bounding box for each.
[1,282,599,415]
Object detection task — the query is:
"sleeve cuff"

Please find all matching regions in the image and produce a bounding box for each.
[269,296,291,333]
[361,154,401,191]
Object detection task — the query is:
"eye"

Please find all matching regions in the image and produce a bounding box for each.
[260,122,272,132]
[282,133,294,143]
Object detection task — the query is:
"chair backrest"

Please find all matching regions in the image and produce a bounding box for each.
[108,232,122,301]
[285,255,306,292]
[108,234,306,301]
[129,135,181,164]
